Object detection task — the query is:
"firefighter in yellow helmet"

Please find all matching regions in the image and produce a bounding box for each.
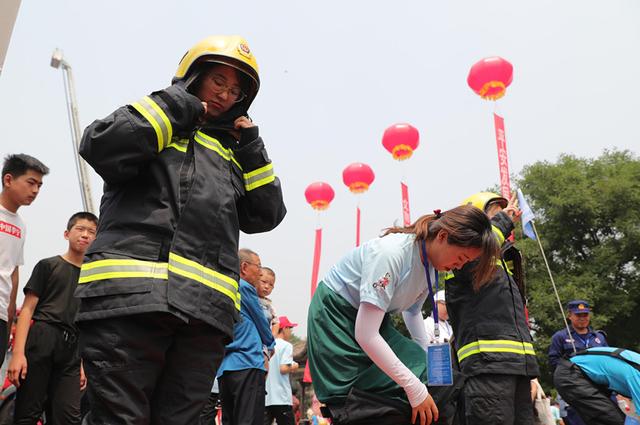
[76,36,286,424]
[445,192,539,425]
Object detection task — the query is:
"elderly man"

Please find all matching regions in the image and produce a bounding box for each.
[218,248,275,425]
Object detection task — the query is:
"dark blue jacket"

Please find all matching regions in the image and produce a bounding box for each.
[548,326,608,370]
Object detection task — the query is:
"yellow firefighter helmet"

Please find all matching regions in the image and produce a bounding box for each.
[173,35,260,104]
[462,192,508,212]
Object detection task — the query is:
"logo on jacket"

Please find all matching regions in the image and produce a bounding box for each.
[372,273,391,290]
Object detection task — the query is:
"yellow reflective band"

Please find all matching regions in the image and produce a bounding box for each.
[168,253,240,310]
[244,163,275,191]
[443,271,455,281]
[79,259,168,284]
[167,138,189,153]
[130,96,173,152]
[457,339,535,362]
[194,131,243,170]
[496,260,514,275]
[492,225,505,245]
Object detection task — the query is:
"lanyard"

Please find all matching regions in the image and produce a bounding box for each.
[420,240,440,340]
[573,331,592,348]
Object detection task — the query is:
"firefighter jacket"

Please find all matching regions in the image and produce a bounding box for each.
[75,83,286,338]
[445,211,539,377]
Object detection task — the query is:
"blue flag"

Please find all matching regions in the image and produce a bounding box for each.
[516,189,537,240]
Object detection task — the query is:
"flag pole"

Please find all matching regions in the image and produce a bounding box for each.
[530,221,577,354]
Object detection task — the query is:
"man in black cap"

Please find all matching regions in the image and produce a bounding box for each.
[548,300,609,425]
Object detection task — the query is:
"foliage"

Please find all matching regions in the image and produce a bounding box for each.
[516,150,640,387]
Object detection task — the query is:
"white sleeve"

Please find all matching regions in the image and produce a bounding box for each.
[403,309,429,350]
[423,317,436,344]
[355,302,429,407]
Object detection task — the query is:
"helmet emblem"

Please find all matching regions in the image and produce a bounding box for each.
[238,43,251,58]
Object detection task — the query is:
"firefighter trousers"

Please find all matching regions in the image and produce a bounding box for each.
[460,373,534,425]
[79,312,226,425]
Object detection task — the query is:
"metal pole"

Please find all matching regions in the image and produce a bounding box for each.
[52,50,95,214]
[531,221,577,354]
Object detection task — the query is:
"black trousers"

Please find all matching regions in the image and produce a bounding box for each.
[0,320,7,366]
[13,321,81,425]
[461,374,533,425]
[219,368,266,425]
[199,392,221,425]
[79,312,226,425]
[554,358,625,425]
[264,405,294,425]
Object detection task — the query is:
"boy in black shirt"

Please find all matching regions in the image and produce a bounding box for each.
[8,212,97,425]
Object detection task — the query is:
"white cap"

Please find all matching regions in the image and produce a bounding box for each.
[435,290,446,303]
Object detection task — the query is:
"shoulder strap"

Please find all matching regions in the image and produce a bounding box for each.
[574,348,640,372]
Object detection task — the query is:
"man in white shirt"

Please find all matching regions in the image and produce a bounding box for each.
[0,154,48,366]
[424,290,453,343]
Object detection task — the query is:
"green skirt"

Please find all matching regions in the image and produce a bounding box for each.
[307,282,427,406]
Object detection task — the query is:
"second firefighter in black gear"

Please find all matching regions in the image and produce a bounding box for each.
[446,192,539,425]
[76,35,286,425]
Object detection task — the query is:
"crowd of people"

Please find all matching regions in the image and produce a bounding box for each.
[1,33,639,425]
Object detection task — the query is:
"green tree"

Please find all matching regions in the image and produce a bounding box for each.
[516,150,640,387]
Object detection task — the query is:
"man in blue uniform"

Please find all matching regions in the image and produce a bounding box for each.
[549,300,608,425]
[549,300,608,369]
[554,347,640,425]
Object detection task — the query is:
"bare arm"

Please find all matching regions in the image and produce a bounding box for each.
[8,267,19,326]
[8,292,39,387]
[280,361,299,375]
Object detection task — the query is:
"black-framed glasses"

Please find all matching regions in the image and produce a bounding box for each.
[209,75,247,103]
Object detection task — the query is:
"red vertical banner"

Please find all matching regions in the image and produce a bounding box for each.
[310,227,322,297]
[356,206,361,247]
[305,227,323,383]
[493,113,511,199]
[401,181,411,226]
[303,359,313,383]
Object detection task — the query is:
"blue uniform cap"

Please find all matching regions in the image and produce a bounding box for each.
[567,300,591,314]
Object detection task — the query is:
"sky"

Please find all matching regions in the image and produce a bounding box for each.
[1,1,639,337]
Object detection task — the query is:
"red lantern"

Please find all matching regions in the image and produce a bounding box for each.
[304,182,335,211]
[342,163,375,194]
[467,56,513,101]
[342,163,375,246]
[382,123,419,161]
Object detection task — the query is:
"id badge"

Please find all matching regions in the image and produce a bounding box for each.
[426,343,453,386]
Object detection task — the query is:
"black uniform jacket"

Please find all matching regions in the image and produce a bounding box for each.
[75,83,286,338]
[446,211,539,377]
